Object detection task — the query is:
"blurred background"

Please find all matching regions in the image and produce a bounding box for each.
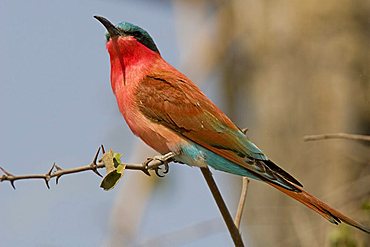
[0,0,369,246]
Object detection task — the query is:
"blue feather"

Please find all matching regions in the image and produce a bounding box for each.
[177,143,261,181]
[177,142,298,191]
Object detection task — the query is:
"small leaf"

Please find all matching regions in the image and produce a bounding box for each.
[101,149,115,174]
[100,164,126,191]
[113,152,122,168]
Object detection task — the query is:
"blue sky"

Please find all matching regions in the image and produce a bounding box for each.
[0,1,240,246]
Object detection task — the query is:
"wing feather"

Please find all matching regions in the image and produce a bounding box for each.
[136,72,302,189]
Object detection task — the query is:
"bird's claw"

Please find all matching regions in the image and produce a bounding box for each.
[143,154,173,177]
[154,162,169,177]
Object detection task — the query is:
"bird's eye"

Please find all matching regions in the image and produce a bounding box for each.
[132,31,142,38]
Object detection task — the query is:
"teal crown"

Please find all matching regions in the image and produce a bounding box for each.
[105,21,159,53]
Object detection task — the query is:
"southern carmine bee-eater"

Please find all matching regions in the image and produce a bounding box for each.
[94,16,369,234]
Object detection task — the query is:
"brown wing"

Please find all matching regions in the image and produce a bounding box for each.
[135,71,264,158]
[136,71,302,189]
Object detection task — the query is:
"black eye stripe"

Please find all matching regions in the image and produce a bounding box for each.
[131,31,143,38]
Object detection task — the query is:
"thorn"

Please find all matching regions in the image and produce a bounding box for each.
[54,164,63,171]
[90,161,103,177]
[56,175,62,185]
[242,128,248,134]
[93,146,101,165]
[91,167,103,177]
[10,181,16,190]
[90,146,103,177]
[0,167,16,189]
[0,166,13,176]
[48,164,55,176]
[44,164,56,189]
[53,163,63,185]
[142,168,151,176]
[44,178,51,189]
[101,145,106,154]
[140,158,152,176]
[44,165,54,189]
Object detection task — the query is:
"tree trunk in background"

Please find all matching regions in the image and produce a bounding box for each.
[176,0,369,246]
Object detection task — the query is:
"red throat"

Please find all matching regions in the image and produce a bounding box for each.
[106,36,160,93]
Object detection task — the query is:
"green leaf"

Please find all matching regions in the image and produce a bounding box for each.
[113,152,122,168]
[100,164,126,191]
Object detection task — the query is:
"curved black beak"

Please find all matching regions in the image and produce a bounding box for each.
[94,16,120,38]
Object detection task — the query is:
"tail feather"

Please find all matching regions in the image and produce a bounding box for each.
[269,182,370,234]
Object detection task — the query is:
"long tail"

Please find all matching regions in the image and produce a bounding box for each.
[268,182,370,234]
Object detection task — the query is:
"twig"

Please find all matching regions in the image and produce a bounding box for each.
[232,127,251,230]
[200,167,244,247]
[0,145,175,189]
[234,177,250,229]
[304,133,370,142]
[233,128,251,229]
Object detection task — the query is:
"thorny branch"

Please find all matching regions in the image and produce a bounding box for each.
[304,133,370,142]
[2,131,366,244]
[1,142,250,246]
[0,145,175,189]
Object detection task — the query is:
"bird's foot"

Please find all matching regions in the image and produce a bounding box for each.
[143,152,176,177]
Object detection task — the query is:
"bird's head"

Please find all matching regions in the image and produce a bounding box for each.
[94,16,159,54]
[94,16,161,90]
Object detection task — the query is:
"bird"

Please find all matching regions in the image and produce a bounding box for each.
[94,15,369,234]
